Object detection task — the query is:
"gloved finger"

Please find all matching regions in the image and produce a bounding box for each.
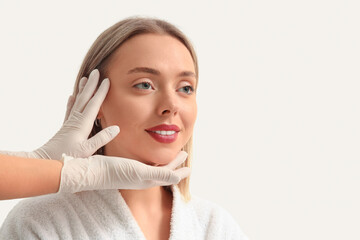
[82,78,110,120]
[144,166,181,183]
[69,77,87,118]
[78,77,88,95]
[173,167,191,180]
[72,69,100,113]
[145,180,179,188]
[63,95,75,123]
[163,151,188,170]
[83,126,120,154]
[148,167,191,187]
[69,79,109,139]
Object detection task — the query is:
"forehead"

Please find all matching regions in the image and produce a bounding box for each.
[107,33,195,74]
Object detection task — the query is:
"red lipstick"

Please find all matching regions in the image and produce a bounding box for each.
[145,124,180,143]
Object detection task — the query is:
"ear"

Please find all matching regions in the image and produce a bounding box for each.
[97,105,104,120]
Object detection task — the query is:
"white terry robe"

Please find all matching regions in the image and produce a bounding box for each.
[0,185,249,240]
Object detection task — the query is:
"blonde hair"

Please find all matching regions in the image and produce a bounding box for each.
[72,17,198,201]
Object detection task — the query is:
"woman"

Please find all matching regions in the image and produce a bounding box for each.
[0,17,248,240]
[0,72,189,200]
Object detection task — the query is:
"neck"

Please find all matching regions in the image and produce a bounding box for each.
[119,186,173,211]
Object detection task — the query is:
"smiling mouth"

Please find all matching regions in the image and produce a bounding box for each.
[145,124,180,143]
[147,130,177,135]
[145,130,179,143]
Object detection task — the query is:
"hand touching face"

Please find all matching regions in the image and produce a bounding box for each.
[99,34,197,166]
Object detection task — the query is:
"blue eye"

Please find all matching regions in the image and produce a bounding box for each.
[179,85,194,95]
[134,82,153,90]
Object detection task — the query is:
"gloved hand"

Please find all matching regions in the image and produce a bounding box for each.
[59,151,191,193]
[0,69,118,160]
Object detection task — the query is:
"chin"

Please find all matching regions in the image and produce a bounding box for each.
[142,148,179,166]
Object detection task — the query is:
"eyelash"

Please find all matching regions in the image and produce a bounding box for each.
[133,81,194,95]
[179,85,194,95]
[134,81,153,90]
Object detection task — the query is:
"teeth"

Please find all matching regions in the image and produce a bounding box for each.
[153,130,176,135]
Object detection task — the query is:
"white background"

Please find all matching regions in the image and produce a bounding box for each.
[0,1,359,239]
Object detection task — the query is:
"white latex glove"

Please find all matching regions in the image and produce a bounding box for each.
[59,151,191,192]
[0,69,118,160]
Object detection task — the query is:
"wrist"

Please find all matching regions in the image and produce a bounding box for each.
[0,150,36,158]
[31,148,52,160]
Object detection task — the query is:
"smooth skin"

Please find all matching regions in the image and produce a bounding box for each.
[100,34,197,165]
[0,68,190,200]
[99,33,197,240]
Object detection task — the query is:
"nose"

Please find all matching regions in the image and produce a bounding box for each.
[157,91,179,116]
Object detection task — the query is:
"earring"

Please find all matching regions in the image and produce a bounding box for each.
[94,119,101,127]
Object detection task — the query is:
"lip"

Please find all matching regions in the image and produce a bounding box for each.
[145,124,180,132]
[145,124,180,143]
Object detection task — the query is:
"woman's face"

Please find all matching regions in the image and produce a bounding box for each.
[99,33,197,166]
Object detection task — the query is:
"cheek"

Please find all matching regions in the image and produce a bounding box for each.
[182,101,197,136]
[101,93,153,129]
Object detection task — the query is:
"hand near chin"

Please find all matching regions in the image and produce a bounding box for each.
[58,151,191,192]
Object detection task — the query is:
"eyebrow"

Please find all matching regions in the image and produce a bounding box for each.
[127,67,196,78]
